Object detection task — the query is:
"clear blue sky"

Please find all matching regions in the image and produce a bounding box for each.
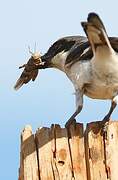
[0,0,118,179]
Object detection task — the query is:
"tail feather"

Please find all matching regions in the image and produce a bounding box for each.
[87,12,106,32]
[81,12,112,54]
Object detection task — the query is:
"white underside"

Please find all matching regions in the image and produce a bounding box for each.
[67,46,118,100]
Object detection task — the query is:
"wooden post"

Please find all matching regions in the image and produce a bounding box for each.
[85,122,107,180]
[19,125,39,180]
[103,121,118,180]
[19,120,118,180]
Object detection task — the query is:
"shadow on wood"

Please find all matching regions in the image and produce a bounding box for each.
[18,120,118,180]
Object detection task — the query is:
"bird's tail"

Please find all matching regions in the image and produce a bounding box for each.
[81,13,113,55]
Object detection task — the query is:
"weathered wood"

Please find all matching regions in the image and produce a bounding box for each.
[19,125,39,180]
[51,124,73,180]
[85,122,107,180]
[35,127,54,180]
[35,124,81,180]
[68,122,87,180]
[104,121,118,180]
[19,121,118,180]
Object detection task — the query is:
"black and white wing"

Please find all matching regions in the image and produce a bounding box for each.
[42,36,87,61]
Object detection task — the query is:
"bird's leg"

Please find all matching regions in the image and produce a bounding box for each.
[65,106,83,128]
[65,89,83,128]
[101,95,118,134]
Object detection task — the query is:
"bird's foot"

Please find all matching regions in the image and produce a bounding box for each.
[65,118,76,129]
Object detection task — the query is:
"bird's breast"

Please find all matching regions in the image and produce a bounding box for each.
[84,53,118,99]
[66,53,118,100]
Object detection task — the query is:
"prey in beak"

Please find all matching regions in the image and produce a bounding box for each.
[14,49,44,90]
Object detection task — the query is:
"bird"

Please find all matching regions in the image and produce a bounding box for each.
[14,12,118,129]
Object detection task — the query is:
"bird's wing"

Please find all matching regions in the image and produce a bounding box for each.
[65,36,118,67]
[42,36,87,61]
[65,40,93,66]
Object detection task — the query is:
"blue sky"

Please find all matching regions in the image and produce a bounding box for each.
[0,0,118,179]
